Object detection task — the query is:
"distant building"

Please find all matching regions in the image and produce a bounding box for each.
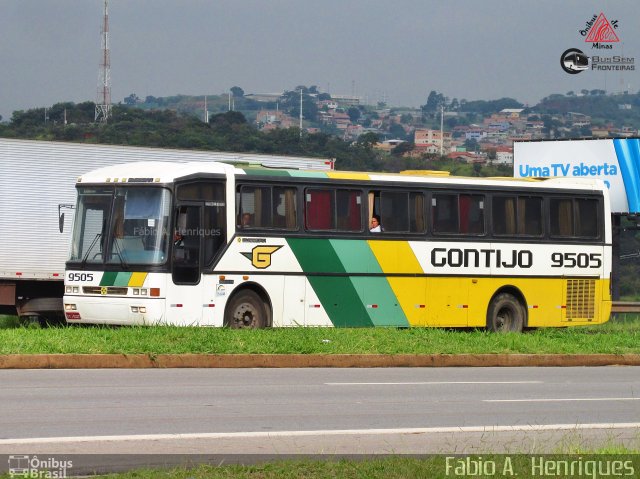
[499,108,524,119]
[255,109,296,130]
[447,151,485,163]
[414,128,452,151]
[244,93,282,103]
[374,139,405,152]
[331,94,361,107]
[494,146,514,165]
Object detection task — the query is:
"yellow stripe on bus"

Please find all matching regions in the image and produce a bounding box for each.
[128,272,148,287]
[326,171,371,181]
[368,240,428,326]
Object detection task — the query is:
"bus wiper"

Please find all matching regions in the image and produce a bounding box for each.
[81,233,102,267]
[112,238,129,269]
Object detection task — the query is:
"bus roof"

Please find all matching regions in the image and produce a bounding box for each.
[77,161,608,193]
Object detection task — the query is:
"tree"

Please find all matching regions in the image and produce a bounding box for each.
[421,90,445,113]
[357,132,379,148]
[347,106,361,123]
[123,93,140,105]
[388,123,407,140]
[464,138,479,152]
[230,86,244,98]
[392,141,413,157]
[209,110,247,126]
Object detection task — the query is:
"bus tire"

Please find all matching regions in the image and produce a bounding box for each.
[224,290,269,329]
[486,293,524,333]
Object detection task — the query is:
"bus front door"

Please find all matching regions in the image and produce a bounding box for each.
[167,204,204,325]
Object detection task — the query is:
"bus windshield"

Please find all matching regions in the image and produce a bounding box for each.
[69,186,171,265]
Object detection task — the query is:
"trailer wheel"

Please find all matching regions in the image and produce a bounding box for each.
[19,315,45,328]
[224,290,269,329]
[486,293,524,333]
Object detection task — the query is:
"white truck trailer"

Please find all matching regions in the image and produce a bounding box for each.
[0,138,334,324]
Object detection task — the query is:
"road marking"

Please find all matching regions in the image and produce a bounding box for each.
[2,423,639,445]
[485,397,640,403]
[325,381,543,386]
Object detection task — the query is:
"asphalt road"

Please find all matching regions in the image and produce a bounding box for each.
[0,367,639,471]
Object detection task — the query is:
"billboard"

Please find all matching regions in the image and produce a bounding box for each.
[514,138,640,214]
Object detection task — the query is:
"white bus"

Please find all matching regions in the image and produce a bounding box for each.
[64,162,612,331]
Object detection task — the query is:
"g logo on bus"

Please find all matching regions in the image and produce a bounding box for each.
[101,287,108,295]
[242,245,282,269]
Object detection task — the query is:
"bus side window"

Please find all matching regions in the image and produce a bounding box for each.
[460,194,484,235]
[550,198,573,237]
[576,198,599,237]
[432,194,458,234]
[336,190,362,231]
[305,188,335,230]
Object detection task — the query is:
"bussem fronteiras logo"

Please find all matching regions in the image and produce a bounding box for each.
[561,48,589,74]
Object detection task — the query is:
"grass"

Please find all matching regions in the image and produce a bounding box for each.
[0,314,639,355]
[2,451,639,479]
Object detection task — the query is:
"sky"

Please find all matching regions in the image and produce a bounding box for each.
[1,0,638,121]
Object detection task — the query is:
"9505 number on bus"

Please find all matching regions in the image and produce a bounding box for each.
[550,252,602,269]
[67,272,94,282]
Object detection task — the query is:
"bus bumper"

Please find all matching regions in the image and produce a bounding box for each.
[63,295,166,325]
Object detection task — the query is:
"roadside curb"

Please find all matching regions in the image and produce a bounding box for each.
[1,353,640,368]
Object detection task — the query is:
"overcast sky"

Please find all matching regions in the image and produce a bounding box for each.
[1,0,638,120]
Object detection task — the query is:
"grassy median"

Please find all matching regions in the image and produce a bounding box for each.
[2,452,640,479]
[0,314,639,355]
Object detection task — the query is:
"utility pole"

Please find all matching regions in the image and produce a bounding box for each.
[299,88,303,137]
[95,0,111,123]
[440,104,444,157]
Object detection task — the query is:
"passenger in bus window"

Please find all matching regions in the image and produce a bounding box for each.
[370,215,382,232]
[174,231,184,247]
[241,212,253,227]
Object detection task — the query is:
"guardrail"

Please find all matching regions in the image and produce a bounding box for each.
[611,301,640,313]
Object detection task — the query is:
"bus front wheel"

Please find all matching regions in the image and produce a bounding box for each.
[224,290,269,329]
[486,293,524,333]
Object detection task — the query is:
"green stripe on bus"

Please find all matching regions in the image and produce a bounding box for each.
[329,239,409,327]
[99,272,118,286]
[241,169,291,177]
[113,272,133,287]
[287,238,373,327]
[288,171,329,178]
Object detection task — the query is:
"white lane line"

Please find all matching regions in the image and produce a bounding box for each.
[2,423,639,445]
[325,381,543,386]
[485,397,640,403]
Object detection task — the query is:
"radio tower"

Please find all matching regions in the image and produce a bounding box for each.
[95,0,111,123]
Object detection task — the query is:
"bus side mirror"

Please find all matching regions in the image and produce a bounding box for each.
[58,204,75,233]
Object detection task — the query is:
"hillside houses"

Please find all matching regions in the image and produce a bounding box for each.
[244,90,637,166]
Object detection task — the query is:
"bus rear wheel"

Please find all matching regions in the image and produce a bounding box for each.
[224,290,269,329]
[487,293,524,333]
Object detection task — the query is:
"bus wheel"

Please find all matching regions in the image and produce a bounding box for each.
[487,293,524,333]
[224,290,268,329]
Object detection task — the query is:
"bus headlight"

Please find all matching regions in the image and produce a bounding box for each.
[64,304,77,311]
